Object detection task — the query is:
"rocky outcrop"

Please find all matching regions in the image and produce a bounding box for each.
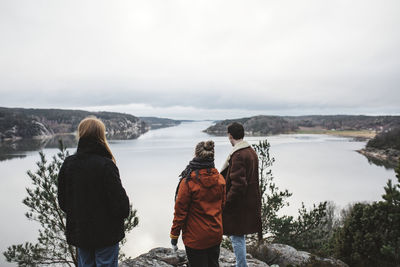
[358,148,399,169]
[120,245,348,267]
[360,126,400,168]
[248,243,348,267]
[120,247,269,267]
[104,117,148,139]
[0,107,149,140]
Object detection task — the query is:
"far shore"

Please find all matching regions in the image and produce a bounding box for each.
[1,126,378,143]
[357,147,399,169]
[1,133,76,142]
[292,127,376,140]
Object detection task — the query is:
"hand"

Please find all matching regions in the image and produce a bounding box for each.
[171,238,178,252]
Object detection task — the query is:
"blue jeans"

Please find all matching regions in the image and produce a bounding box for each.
[78,243,119,267]
[230,235,247,267]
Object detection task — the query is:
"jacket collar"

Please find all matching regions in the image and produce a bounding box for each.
[220,140,251,173]
[76,137,112,160]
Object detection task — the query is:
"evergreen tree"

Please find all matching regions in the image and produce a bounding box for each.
[251,139,291,241]
[367,127,400,150]
[331,159,400,266]
[251,140,332,254]
[3,141,139,266]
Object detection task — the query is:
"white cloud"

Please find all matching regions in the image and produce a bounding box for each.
[0,0,399,118]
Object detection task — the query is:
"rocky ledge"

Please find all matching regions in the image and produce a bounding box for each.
[121,247,268,267]
[358,147,399,169]
[249,243,348,267]
[121,244,348,267]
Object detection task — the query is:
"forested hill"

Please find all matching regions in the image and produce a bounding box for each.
[0,107,149,140]
[367,127,400,150]
[204,115,400,136]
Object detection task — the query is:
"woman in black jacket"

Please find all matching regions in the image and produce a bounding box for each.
[58,117,130,267]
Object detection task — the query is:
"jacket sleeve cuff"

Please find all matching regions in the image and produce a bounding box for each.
[170,233,179,239]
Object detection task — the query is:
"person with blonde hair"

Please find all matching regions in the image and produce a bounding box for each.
[58,116,130,267]
[171,140,226,267]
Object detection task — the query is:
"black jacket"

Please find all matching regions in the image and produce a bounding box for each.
[57,137,130,249]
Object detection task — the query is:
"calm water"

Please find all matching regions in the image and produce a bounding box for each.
[0,121,396,266]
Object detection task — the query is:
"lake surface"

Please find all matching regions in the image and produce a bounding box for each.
[0,121,396,266]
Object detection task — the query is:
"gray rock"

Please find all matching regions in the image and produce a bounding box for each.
[249,243,348,267]
[121,247,269,267]
[219,247,269,267]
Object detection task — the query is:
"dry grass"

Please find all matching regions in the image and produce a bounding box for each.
[294,127,377,139]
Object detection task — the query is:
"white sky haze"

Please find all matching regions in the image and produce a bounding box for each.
[1,0,399,119]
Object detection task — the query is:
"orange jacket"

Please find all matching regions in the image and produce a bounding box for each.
[171,168,226,249]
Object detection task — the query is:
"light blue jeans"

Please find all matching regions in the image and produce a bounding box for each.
[230,235,247,267]
[78,243,119,267]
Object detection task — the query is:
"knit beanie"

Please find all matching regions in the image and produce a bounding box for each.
[195,140,215,160]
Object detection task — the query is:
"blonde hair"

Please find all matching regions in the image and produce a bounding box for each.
[78,116,116,163]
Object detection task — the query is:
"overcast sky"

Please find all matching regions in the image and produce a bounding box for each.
[1,0,399,119]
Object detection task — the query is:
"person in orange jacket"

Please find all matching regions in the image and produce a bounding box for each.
[170,140,226,267]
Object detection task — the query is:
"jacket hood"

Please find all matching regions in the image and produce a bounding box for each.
[76,137,112,160]
[191,168,220,188]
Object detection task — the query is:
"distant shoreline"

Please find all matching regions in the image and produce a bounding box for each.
[0,132,76,142]
[292,127,376,140]
[205,128,376,140]
[1,128,375,141]
[357,147,399,169]
[204,114,400,139]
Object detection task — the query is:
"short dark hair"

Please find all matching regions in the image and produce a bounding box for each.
[227,122,244,140]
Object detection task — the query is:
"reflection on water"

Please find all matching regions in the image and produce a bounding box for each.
[0,135,77,161]
[361,153,398,169]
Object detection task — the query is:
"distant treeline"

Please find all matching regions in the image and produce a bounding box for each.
[205,115,400,136]
[367,127,400,151]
